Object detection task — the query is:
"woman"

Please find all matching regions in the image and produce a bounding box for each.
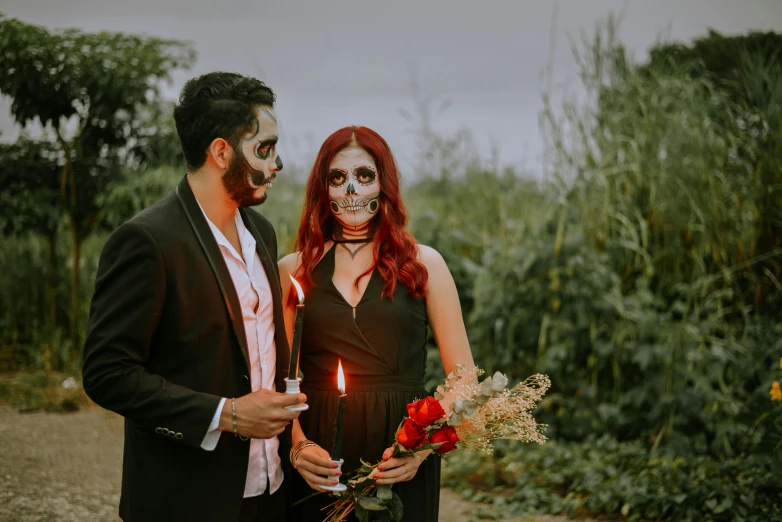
[279,126,474,521]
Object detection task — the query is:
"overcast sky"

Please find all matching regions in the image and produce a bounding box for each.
[1,0,781,177]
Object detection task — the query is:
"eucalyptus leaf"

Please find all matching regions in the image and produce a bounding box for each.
[390,492,404,521]
[355,501,369,522]
[357,495,387,511]
[490,371,509,391]
[376,484,393,501]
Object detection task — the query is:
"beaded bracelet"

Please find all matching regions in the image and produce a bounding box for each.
[231,398,238,437]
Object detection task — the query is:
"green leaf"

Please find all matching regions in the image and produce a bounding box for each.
[713,497,733,514]
[357,495,387,511]
[353,476,375,489]
[390,492,404,521]
[355,501,370,522]
[376,484,393,500]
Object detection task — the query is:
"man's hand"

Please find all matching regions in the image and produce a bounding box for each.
[219,389,306,439]
[293,444,341,490]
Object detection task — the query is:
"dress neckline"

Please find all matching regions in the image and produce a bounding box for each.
[326,245,377,309]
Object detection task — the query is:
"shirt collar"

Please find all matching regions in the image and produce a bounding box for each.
[195,200,252,263]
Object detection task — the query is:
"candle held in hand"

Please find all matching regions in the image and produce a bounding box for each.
[320,359,348,491]
[331,359,347,461]
[284,275,308,412]
[287,275,305,379]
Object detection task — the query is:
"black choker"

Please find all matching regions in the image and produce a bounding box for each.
[331,237,373,244]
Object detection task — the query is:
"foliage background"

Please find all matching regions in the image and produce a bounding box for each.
[1,13,781,522]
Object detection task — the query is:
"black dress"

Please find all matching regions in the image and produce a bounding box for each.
[288,245,440,521]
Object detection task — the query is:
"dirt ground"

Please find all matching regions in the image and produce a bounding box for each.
[0,404,584,522]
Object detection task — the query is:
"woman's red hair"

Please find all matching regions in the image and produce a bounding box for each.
[294,126,428,299]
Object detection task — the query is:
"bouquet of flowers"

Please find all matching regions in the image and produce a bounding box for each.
[321,364,551,522]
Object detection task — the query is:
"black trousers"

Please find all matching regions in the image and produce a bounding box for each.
[239,484,286,522]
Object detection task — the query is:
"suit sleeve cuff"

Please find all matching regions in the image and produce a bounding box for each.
[200,397,226,451]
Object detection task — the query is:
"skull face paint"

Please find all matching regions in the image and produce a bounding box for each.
[328,147,380,230]
[221,106,283,207]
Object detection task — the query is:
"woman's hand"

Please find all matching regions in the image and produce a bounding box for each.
[372,447,431,485]
[293,444,341,491]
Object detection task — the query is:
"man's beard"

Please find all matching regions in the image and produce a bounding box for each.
[221,150,274,207]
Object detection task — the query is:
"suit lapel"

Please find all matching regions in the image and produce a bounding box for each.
[239,208,291,389]
[175,176,250,373]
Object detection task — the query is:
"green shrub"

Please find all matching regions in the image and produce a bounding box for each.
[442,438,782,521]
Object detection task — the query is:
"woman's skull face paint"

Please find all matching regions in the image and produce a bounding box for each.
[327,147,380,229]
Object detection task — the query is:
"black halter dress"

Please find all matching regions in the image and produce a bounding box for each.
[288,245,440,521]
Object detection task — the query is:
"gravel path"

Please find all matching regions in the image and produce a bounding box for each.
[0,404,123,521]
[0,404,581,522]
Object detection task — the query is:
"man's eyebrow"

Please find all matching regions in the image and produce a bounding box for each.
[256,134,278,145]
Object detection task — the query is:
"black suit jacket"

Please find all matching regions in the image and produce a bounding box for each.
[82,176,292,522]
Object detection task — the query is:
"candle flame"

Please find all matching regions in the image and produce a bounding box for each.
[289,275,305,304]
[337,359,345,394]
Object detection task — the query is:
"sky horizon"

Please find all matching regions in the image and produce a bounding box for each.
[1,0,781,179]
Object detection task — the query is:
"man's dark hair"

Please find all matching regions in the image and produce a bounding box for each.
[173,72,276,170]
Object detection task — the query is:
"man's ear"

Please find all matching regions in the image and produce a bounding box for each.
[206,138,232,170]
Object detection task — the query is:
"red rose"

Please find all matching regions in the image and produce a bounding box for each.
[429,426,459,454]
[395,419,426,449]
[406,397,446,427]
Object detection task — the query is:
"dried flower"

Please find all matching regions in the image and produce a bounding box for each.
[454,371,551,453]
[432,365,549,454]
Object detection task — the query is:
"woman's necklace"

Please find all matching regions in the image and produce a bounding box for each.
[331,237,373,244]
[330,236,374,260]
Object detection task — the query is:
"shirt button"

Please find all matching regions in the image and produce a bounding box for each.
[241,375,250,385]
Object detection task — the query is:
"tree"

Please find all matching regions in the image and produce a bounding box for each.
[0,138,63,327]
[0,15,195,352]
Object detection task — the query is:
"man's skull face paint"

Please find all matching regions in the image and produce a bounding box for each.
[327,147,380,230]
[222,106,283,207]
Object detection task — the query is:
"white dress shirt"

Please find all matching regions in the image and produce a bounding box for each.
[197,204,282,498]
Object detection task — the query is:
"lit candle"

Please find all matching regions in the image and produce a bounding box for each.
[287,275,305,379]
[284,276,308,412]
[331,359,347,461]
[320,359,347,491]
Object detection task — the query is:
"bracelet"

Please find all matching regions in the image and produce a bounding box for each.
[289,439,318,467]
[231,398,238,437]
[289,440,316,466]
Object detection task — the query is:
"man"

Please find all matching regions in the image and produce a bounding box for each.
[82,72,305,522]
